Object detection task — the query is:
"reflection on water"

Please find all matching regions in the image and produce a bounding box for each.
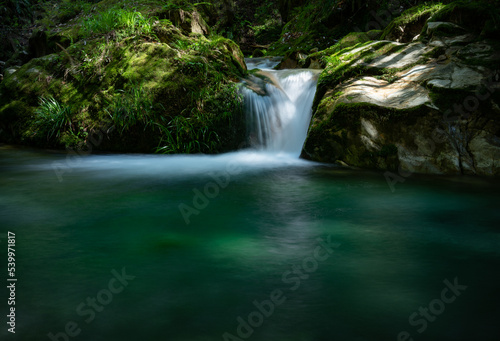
[0,146,499,341]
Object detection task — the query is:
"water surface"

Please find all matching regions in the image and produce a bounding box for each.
[0,146,499,341]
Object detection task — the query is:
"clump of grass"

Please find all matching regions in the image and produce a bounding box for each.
[34,96,72,139]
[107,84,159,133]
[81,8,156,39]
[155,116,221,154]
[381,2,445,40]
[155,83,243,155]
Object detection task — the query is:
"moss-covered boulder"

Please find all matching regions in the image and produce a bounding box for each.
[381,3,445,43]
[0,2,248,154]
[304,2,500,176]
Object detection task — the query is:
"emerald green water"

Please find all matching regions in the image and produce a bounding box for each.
[0,146,499,341]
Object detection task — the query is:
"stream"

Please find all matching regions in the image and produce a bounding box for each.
[0,58,499,341]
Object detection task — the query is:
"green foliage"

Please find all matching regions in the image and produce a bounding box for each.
[155,116,221,154]
[163,0,212,12]
[0,0,34,25]
[81,8,156,39]
[381,2,445,40]
[38,0,92,27]
[0,0,248,153]
[33,96,72,139]
[156,83,244,154]
[172,39,191,50]
[428,0,500,34]
[251,2,282,44]
[268,0,346,55]
[107,84,159,133]
[80,41,111,76]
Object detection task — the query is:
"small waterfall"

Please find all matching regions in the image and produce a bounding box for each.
[242,58,319,157]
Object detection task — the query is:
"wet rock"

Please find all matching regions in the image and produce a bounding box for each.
[304,8,500,176]
[28,30,49,58]
[276,51,308,70]
[166,9,209,36]
[426,21,467,37]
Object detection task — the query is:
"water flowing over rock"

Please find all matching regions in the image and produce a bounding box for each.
[242,58,319,156]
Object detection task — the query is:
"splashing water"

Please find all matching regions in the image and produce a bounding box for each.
[242,59,320,157]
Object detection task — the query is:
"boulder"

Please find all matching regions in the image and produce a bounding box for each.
[381,3,445,43]
[242,70,284,96]
[165,9,209,36]
[304,9,500,176]
[276,50,308,69]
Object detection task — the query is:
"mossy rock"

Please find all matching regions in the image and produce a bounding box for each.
[312,40,406,112]
[0,100,34,143]
[0,15,247,154]
[252,49,265,58]
[381,3,445,42]
[0,100,32,124]
[367,30,382,40]
[428,0,498,34]
[337,32,372,49]
[304,102,436,171]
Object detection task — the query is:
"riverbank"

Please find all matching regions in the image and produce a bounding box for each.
[1,0,499,176]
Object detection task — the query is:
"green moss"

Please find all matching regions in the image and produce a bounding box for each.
[381,2,445,41]
[0,101,32,125]
[366,30,382,40]
[428,0,498,34]
[338,32,372,49]
[267,0,344,56]
[312,40,403,111]
[304,101,429,167]
[0,4,247,153]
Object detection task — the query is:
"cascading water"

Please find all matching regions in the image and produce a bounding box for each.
[241,58,320,157]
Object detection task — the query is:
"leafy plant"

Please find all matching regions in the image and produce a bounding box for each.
[163,0,212,13]
[81,8,156,39]
[33,96,72,139]
[155,116,221,154]
[107,83,159,132]
[0,0,33,25]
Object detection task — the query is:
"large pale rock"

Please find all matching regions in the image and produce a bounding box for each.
[426,63,486,90]
[167,9,209,36]
[304,15,500,176]
[367,43,429,69]
[335,77,431,109]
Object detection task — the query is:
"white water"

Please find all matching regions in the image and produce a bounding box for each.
[26,150,314,180]
[242,58,320,157]
[245,57,282,70]
[11,58,321,179]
